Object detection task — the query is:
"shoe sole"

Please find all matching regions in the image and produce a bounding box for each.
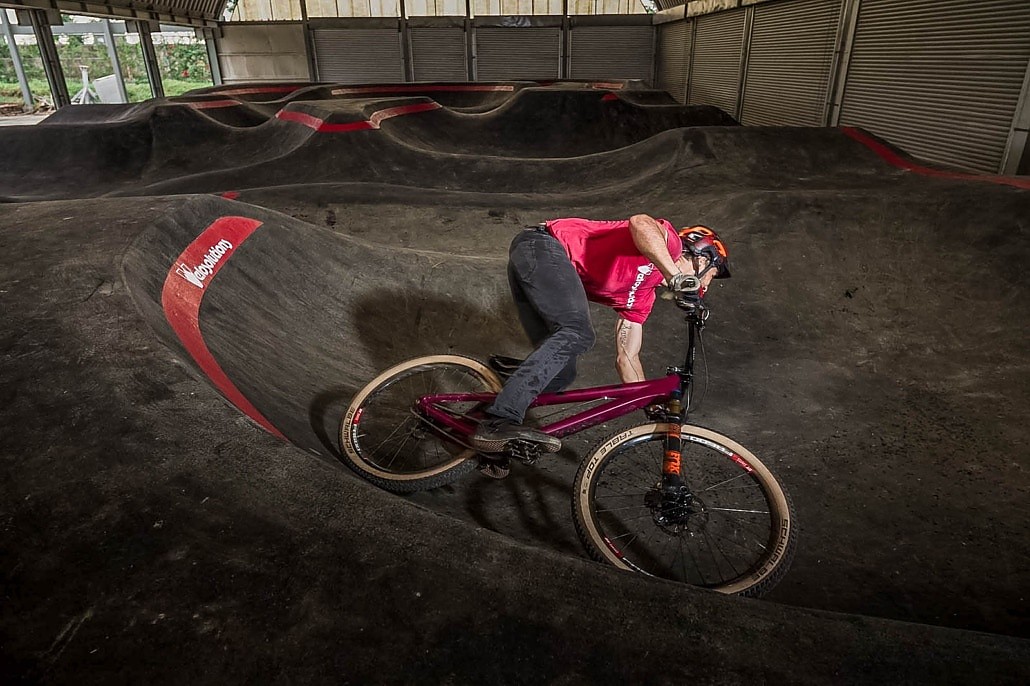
[477,461,511,479]
[472,436,562,453]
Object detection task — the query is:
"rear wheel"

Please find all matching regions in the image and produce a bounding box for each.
[340,355,501,493]
[573,424,796,597]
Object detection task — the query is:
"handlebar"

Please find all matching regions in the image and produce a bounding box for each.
[676,299,709,325]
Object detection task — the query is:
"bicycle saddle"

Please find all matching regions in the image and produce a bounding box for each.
[488,355,523,380]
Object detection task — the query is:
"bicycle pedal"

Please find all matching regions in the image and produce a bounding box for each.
[505,440,541,465]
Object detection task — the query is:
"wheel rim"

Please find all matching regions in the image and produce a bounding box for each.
[588,433,783,590]
[349,363,490,478]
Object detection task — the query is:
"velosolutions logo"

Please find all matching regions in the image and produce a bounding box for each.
[626,263,654,308]
[175,239,234,289]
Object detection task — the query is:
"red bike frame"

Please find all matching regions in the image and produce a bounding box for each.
[415,374,682,439]
[416,301,706,488]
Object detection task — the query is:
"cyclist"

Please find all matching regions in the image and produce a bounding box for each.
[472,214,731,453]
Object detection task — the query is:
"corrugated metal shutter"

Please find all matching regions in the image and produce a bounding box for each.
[839,0,1030,173]
[475,28,560,81]
[741,0,843,126]
[657,21,690,104]
[688,9,745,117]
[410,27,468,81]
[569,26,654,81]
[312,29,405,84]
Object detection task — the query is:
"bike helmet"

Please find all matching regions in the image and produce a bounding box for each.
[678,225,731,279]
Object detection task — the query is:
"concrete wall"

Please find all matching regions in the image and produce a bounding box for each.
[216,23,310,82]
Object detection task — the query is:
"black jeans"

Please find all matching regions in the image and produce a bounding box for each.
[487,228,596,423]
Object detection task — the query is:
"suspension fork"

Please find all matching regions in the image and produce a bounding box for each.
[661,393,685,491]
[662,312,701,491]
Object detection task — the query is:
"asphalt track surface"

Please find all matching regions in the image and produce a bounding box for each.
[1,81,1029,683]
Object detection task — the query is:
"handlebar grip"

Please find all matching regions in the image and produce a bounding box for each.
[670,273,701,293]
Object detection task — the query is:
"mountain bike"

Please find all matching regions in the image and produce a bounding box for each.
[339,296,797,597]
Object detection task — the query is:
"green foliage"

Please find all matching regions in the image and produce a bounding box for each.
[0,78,211,104]
[0,32,211,104]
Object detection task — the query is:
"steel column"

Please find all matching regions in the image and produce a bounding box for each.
[398,0,412,83]
[1001,56,1030,175]
[28,8,69,108]
[562,0,570,79]
[465,0,473,81]
[299,0,316,81]
[735,5,753,121]
[561,10,570,79]
[101,19,128,103]
[203,28,222,86]
[827,0,860,126]
[1,10,33,111]
[135,21,164,98]
[821,0,849,125]
[686,20,696,104]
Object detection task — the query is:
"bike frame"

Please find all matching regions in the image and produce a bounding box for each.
[416,305,706,445]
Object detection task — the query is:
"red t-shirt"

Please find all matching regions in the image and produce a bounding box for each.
[545,217,681,324]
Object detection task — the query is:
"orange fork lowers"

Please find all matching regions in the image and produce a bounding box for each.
[662,398,684,489]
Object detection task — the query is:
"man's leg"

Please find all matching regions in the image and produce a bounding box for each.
[487,231,595,423]
[507,258,580,394]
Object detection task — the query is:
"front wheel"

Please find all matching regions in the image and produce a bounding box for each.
[573,424,796,597]
[340,355,502,493]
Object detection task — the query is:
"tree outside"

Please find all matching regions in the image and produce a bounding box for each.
[0,16,213,108]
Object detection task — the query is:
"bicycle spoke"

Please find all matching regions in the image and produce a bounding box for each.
[382,432,414,469]
[577,428,794,596]
[596,510,655,522]
[702,527,744,582]
[683,534,706,586]
[607,530,642,542]
[707,506,770,515]
[348,361,494,477]
[370,416,415,455]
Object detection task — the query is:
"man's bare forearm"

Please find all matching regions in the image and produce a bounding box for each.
[629,214,680,281]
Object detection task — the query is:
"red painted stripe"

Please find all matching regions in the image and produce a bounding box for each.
[276,102,442,133]
[221,191,240,200]
[591,82,625,90]
[276,109,372,132]
[317,120,376,133]
[330,85,515,95]
[187,99,241,110]
[161,216,285,439]
[276,109,336,130]
[842,127,1030,191]
[367,101,441,127]
[601,93,619,102]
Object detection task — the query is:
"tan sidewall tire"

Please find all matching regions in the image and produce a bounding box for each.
[574,423,794,596]
[340,355,502,486]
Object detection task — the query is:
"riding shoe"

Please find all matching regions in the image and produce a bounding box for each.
[472,417,562,453]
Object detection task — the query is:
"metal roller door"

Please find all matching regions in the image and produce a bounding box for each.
[312,28,405,83]
[689,9,746,118]
[475,28,560,81]
[839,0,1030,173]
[569,26,654,81]
[410,28,468,82]
[741,0,843,126]
[657,21,691,104]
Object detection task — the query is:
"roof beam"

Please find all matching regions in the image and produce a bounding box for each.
[1,0,222,28]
